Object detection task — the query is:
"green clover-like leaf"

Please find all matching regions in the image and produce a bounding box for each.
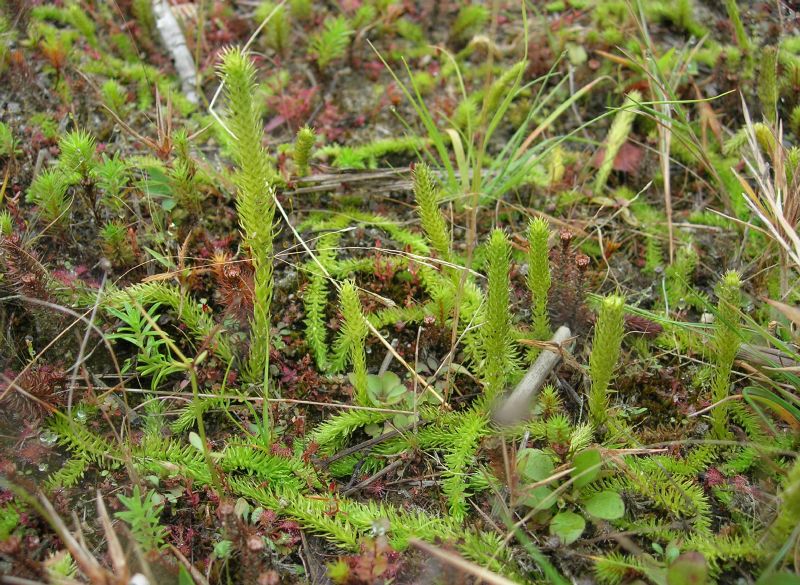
[584,490,625,520]
[549,511,585,545]
[518,448,554,482]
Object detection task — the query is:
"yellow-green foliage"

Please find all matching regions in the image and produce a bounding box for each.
[724,0,749,52]
[450,4,489,42]
[256,2,290,55]
[100,220,134,266]
[759,46,778,123]
[26,169,71,225]
[219,47,277,386]
[484,61,526,117]
[0,210,12,236]
[482,229,513,402]
[594,91,641,195]
[338,281,369,405]
[791,105,800,138]
[309,16,352,70]
[588,295,625,426]
[768,457,800,549]
[710,271,742,440]
[413,162,451,261]
[293,125,315,177]
[442,410,488,522]
[57,129,97,180]
[101,79,127,114]
[527,218,552,345]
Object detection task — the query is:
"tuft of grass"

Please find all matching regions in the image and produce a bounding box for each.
[594,91,641,195]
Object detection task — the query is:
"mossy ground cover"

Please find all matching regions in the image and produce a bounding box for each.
[1,1,799,584]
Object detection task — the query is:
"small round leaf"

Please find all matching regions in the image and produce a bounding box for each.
[518,448,554,482]
[667,552,708,585]
[549,511,585,545]
[584,490,625,520]
[519,485,557,511]
[572,448,602,489]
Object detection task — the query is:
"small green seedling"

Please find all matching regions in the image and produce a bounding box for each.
[517,447,625,545]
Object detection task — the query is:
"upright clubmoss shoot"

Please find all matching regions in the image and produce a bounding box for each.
[527,218,552,346]
[100,220,134,266]
[57,129,97,181]
[101,79,127,115]
[482,229,513,402]
[26,169,72,226]
[710,270,742,440]
[758,46,778,124]
[293,125,315,177]
[95,153,129,213]
[338,281,369,405]
[0,210,12,236]
[413,162,451,262]
[308,16,352,70]
[218,48,277,389]
[588,295,626,426]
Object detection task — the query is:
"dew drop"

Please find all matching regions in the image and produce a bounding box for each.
[39,429,58,447]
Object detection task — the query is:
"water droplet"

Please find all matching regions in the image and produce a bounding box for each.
[39,430,58,447]
[75,408,88,423]
[38,462,48,473]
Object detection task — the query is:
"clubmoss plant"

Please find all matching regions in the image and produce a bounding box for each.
[290,0,311,20]
[442,409,488,522]
[219,47,277,388]
[527,218,552,346]
[791,105,800,138]
[26,169,71,226]
[337,281,369,405]
[664,245,701,311]
[482,229,513,402]
[450,4,489,43]
[57,129,97,182]
[95,153,129,212]
[44,550,78,582]
[293,125,315,177]
[588,295,626,426]
[594,91,641,195]
[413,162,451,262]
[256,2,290,55]
[100,220,134,266]
[101,79,127,115]
[710,270,742,439]
[767,456,800,554]
[758,46,778,124]
[0,210,13,237]
[115,486,168,552]
[724,0,750,53]
[131,0,155,38]
[0,122,20,158]
[308,16,352,71]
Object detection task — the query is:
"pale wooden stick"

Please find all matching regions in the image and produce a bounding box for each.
[152,0,198,104]
[492,325,572,426]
